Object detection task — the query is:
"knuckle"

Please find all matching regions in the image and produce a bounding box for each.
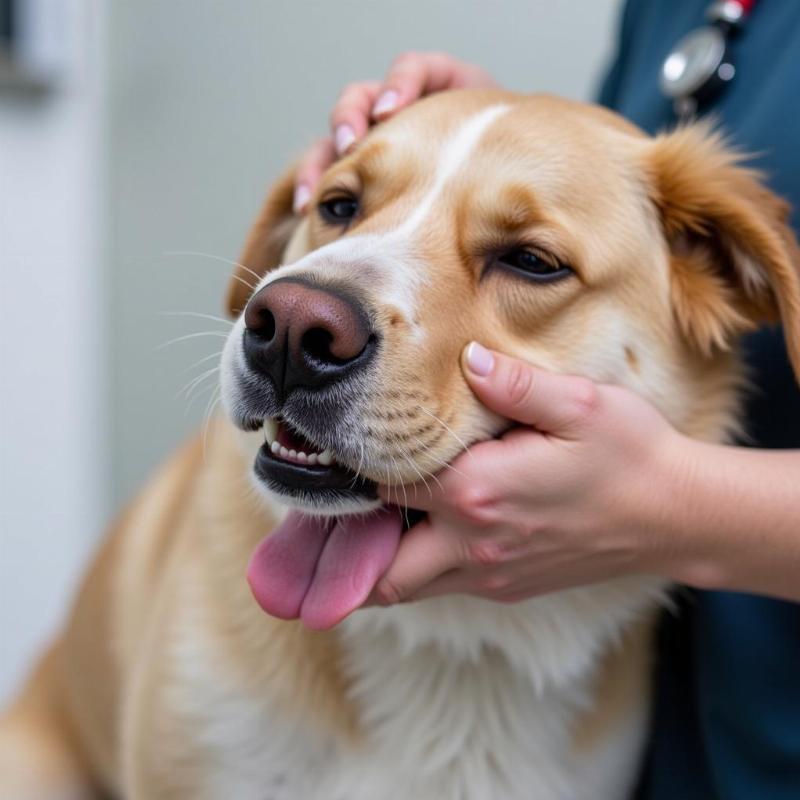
[454,483,494,525]
[506,361,535,409]
[477,572,511,595]
[468,539,502,566]
[391,50,418,69]
[374,578,404,606]
[297,140,332,179]
[497,592,527,605]
[295,155,313,178]
[295,159,317,185]
[351,80,376,93]
[310,136,332,156]
[330,106,354,129]
[499,522,533,553]
[335,82,356,102]
[332,95,356,120]
[571,378,601,419]
[429,50,456,67]
[338,81,369,105]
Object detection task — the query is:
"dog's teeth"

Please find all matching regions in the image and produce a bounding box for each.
[262,417,278,444]
[265,428,330,466]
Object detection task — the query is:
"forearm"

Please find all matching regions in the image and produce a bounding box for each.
[651,437,800,601]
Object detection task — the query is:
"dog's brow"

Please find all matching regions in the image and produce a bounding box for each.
[393,104,510,239]
[258,105,512,331]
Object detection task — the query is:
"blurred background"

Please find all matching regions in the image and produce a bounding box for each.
[0,0,621,703]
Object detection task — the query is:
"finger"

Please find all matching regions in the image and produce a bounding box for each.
[370,518,469,605]
[293,137,336,213]
[409,568,474,600]
[377,469,457,511]
[462,342,602,436]
[330,80,382,155]
[372,52,465,119]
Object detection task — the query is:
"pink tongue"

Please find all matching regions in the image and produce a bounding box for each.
[247,506,402,630]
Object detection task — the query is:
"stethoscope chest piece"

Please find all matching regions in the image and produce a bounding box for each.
[659,0,753,119]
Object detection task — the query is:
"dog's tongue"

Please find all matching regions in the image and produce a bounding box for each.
[247,506,402,630]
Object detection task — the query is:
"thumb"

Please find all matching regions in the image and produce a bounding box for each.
[461,342,600,434]
[369,518,464,606]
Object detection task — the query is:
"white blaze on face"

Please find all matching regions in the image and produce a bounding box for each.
[391,103,511,239]
[255,104,512,332]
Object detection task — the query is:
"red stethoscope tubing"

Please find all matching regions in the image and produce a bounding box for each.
[735,0,756,15]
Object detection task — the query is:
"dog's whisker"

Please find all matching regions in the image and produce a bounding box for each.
[417,405,474,463]
[155,331,228,350]
[179,364,220,395]
[160,311,233,327]
[163,250,264,287]
[383,462,394,505]
[180,366,220,403]
[388,453,412,513]
[434,460,467,480]
[180,349,225,375]
[420,464,444,494]
[201,389,221,462]
[409,439,467,480]
[230,274,257,293]
[345,439,367,491]
[157,331,229,350]
[356,439,366,483]
[184,381,218,418]
[395,446,434,500]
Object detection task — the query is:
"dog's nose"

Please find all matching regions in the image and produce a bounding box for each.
[242,278,376,395]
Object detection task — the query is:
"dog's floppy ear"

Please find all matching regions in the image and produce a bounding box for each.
[226,168,302,317]
[646,125,800,379]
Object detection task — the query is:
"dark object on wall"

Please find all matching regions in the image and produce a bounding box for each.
[0,0,66,93]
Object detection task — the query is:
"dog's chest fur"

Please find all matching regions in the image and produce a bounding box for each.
[182,573,662,800]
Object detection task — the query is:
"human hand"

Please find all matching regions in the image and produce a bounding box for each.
[373,343,689,605]
[293,52,497,213]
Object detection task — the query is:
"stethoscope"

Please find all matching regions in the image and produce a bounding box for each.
[660,0,757,120]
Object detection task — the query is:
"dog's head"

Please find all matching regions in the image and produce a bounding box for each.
[221,90,800,517]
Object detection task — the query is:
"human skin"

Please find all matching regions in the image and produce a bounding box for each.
[374,343,800,605]
[294,53,800,606]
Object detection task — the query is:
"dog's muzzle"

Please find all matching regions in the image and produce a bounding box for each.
[227,277,381,511]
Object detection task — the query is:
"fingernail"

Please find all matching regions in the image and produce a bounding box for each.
[293,184,311,214]
[334,124,356,155]
[372,89,399,117]
[466,342,494,376]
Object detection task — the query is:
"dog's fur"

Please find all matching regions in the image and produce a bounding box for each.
[2,91,799,800]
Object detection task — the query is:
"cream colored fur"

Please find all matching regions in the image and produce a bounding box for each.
[3,90,800,800]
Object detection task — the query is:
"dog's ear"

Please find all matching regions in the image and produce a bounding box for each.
[226,168,302,317]
[646,125,800,379]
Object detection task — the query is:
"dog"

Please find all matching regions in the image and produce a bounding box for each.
[2,89,799,800]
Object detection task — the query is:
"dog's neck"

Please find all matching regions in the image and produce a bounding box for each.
[340,578,665,693]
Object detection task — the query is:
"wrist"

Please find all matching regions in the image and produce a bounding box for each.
[646,433,753,590]
[629,429,725,587]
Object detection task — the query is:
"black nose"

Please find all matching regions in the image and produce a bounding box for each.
[242,278,376,397]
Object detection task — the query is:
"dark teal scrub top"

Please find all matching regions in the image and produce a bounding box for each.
[597,2,800,798]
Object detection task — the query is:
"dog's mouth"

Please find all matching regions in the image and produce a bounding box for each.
[253,417,378,508]
[246,418,427,630]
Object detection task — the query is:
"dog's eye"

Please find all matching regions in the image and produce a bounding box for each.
[496,249,572,282]
[319,196,359,225]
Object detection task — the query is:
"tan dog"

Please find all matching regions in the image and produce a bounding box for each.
[2,90,799,800]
